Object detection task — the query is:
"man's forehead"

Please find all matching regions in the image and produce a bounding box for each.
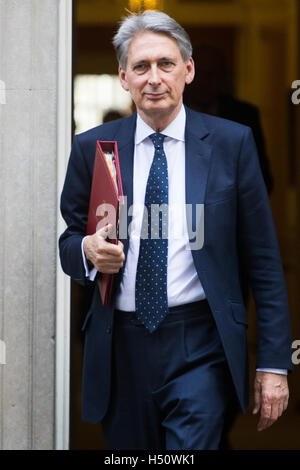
[127,31,181,59]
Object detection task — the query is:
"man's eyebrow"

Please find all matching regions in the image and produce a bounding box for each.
[131,56,177,66]
[158,56,176,61]
[130,59,148,68]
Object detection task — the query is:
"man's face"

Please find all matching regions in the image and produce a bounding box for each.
[119,31,194,126]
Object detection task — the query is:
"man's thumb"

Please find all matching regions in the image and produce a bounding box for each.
[253,381,262,414]
[97,224,114,240]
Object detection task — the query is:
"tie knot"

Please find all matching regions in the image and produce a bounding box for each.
[149,133,166,150]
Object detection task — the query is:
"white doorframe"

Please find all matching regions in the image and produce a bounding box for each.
[55,0,73,450]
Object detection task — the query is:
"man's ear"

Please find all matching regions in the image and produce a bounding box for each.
[185,57,195,85]
[119,66,129,92]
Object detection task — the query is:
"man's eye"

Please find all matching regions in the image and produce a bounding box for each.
[160,61,174,69]
[133,64,147,73]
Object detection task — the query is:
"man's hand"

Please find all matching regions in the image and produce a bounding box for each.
[83,224,125,274]
[253,371,289,431]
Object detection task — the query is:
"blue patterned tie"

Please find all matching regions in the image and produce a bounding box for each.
[135,133,169,332]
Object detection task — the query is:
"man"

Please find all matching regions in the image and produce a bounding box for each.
[59,11,292,450]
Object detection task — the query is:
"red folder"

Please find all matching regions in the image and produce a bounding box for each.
[86,141,124,305]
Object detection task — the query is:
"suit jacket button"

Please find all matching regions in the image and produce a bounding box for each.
[106,326,112,334]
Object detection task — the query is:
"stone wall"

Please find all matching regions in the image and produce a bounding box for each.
[0,0,59,449]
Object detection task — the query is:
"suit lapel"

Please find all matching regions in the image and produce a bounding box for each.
[115,115,136,214]
[110,113,137,256]
[184,107,212,245]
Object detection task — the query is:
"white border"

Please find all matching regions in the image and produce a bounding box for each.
[56,0,72,450]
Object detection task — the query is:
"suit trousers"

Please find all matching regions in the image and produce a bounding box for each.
[101,300,236,450]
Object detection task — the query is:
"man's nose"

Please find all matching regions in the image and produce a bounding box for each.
[148,65,161,85]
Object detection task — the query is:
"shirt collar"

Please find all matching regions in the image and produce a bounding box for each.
[135,104,186,144]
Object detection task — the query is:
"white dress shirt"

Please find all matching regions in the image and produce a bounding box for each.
[115,105,206,310]
[81,105,286,375]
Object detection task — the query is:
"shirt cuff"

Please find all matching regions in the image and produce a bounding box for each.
[81,236,97,281]
[256,368,287,375]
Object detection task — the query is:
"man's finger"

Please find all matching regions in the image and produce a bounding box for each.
[277,402,284,417]
[93,255,124,272]
[253,380,262,414]
[118,240,124,250]
[257,402,273,431]
[258,418,273,431]
[283,395,289,412]
[270,401,279,422]
[100,242,125,258]
[258,397,282,431]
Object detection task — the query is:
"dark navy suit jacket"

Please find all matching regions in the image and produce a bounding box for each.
[59,106,292,423]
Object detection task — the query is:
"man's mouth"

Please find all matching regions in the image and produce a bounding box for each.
[144,92,167,99]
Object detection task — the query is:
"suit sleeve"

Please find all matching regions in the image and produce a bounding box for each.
[237,127,293,371]
[59,135,94,286]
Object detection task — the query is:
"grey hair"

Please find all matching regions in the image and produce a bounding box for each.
[112,10,193,69]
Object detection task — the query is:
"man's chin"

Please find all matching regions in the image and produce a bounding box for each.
[137,100,182,125]
[143,101,172,115]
